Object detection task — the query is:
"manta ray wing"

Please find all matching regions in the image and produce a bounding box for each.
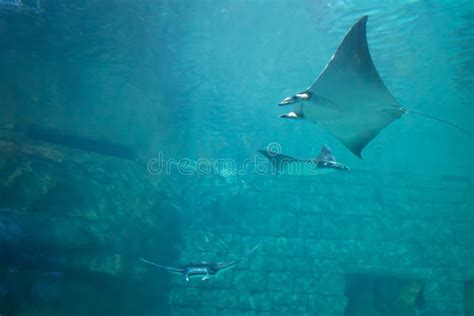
[316,144,336,162]
[307,15,405,158]
[215,244,260,272]
[139,258,185,275]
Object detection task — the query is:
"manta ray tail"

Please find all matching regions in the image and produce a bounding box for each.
[408,110,471,136]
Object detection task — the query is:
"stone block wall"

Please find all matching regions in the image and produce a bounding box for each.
[168,171,473,315]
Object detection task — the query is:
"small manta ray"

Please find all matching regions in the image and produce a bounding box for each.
[258,144,349,175]
[279,15,470,159]
[139,244,260,281]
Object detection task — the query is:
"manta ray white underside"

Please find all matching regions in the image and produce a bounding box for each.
[280,16,405,158]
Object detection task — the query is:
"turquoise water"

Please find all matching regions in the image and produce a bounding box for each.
[0,0,473,315]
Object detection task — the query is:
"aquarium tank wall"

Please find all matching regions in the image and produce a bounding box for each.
[0,0,472,315]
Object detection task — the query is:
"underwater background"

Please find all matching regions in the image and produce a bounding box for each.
[0,0,473,315]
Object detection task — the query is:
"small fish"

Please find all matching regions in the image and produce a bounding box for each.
[140,244,260,281]
[40,272,64,277]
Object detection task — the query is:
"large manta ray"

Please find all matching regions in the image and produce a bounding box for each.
[279,15,470,158]
[139,244,259,281]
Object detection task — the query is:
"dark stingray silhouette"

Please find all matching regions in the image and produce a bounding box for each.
[279,15,470,158]
[258,144,349,175]
[139,244,259,281]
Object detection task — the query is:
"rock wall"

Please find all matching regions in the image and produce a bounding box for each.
[1,134,472,316]
[0,138,181,315]
[168,171,474,316]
